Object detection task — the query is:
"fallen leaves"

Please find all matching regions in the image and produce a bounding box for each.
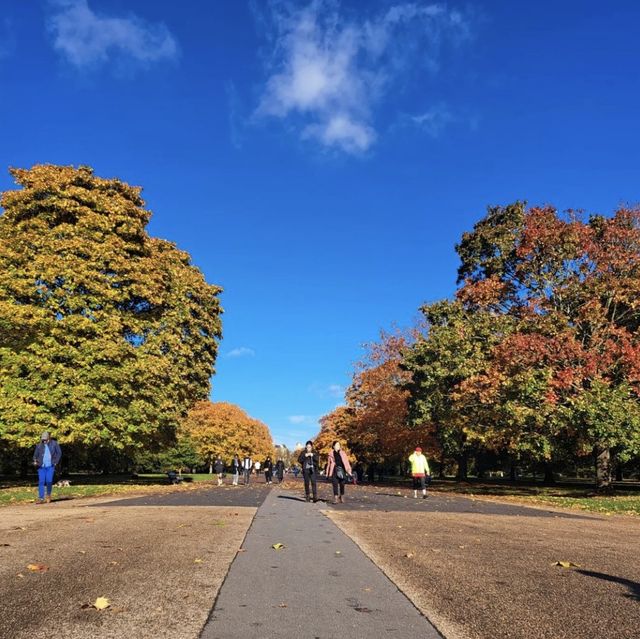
[553,561,580,568]
[194,558,204,564]
[93,597,111,610]
[404,552,415,559]
[26,563,49,573]
[272,543,285,550]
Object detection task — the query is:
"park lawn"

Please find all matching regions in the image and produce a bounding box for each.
[0,473,219,506]
[431,481,640,516]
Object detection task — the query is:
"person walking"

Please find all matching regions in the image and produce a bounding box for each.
[242,455,252,485]
[298,440,319,502]
[408,446,430,499]
[231,454,241,486]
[32,432,62,504]
[214,455,225,486]
[263,456,273,484]
[275,459,285,483]
[326,440,353,504]
[254,460,261,477]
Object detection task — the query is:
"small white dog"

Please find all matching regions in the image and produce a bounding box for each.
[55,479,71,487]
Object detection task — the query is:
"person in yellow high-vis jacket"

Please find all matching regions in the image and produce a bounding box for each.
[408,446,430,499]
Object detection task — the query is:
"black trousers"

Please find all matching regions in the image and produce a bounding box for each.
[265,470,273,482]
[413,475,427,490]
[331,474,345,496]
[303,471,317,498]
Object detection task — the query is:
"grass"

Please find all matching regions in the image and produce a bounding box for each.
[0,472,220,506]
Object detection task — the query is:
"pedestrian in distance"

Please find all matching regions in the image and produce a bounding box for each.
[242,455,252,485]
[275,459,285,483]
[254,459,261,476]
[298,440,320,502]
[214,455,225,486]
[33,431,62,504]
[326,440,353,504]
[263,456,273,484]
[231,454,241,486]
[408,446,431,499]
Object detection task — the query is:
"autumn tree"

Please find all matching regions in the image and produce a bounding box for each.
[0,165,223,462]
[317,329,432,472]
[403,300,513,479]
[454,203,640,488]
[180,401,274,468]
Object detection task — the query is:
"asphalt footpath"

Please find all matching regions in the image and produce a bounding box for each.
[200,489,441,639]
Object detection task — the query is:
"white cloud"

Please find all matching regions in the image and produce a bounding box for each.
[308,382,344,399]
[47,0,179,68]
[288,415,317,425]
[226,347,256,358]
[254,0,470,154]
[408,104,454,137]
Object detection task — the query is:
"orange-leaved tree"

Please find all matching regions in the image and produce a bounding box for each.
[180,401,273,468]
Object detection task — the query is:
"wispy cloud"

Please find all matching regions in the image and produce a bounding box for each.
[253,0,471,154]
[226,347,256,358]
[408,103,454,137]
[46,0,179,69]
[309,382,345,399]
[288,415,318,425]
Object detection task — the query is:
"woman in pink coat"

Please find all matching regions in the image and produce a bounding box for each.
[325,441,353,504]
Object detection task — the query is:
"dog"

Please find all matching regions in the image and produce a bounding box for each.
[55,479,71,487]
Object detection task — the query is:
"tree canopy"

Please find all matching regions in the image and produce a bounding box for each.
[180,401,274,464]
[0,165,223,455]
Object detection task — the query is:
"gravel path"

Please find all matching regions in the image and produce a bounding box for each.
[0,497,255,639]
[327,505,640,639]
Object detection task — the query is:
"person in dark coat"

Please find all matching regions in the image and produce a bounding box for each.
[214,455,225,486]
[32,432,62,504]
[275,459,285,483]
[231,454,241,486]
[298,440,319,502]
[325,440,353,504]
[263,456,273,484]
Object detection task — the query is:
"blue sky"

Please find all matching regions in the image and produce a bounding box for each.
[1,0,639,448]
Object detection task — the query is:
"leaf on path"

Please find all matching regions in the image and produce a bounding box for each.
[335,550,342,556]
[553,561,580,568]
[27,563,48,572]
[272,543,285,550]
[278,602,287,608]
[1,543,11,547]
[16,573,24,578]
[237,548,246,553]
[404,552,415,559]
[108,561,119,566]
[93,597,111,610]
[194,558,203,563]
[78,550,86,555]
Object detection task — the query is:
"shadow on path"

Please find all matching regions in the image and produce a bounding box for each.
[577,569,640,601]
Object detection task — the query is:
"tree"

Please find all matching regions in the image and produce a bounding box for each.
[0,165,223,458]
[180,401,274,467]
[455,203,640,488]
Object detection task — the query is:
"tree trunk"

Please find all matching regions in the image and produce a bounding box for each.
[615,464,623,482]
[208,462,213,474]
[456,452,468,481]
[439,450,446,479]
[509,461,517,482]
[594,445,613,491]
[542,462,556,485]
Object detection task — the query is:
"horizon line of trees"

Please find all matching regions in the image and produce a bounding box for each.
[318,202,640,490]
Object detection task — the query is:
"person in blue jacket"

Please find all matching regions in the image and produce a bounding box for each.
[33,432,62,504]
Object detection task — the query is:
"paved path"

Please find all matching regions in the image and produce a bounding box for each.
[100,484,271,508]
[200,488,441,639]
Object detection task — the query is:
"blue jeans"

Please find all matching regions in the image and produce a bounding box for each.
[38,466,55,499]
